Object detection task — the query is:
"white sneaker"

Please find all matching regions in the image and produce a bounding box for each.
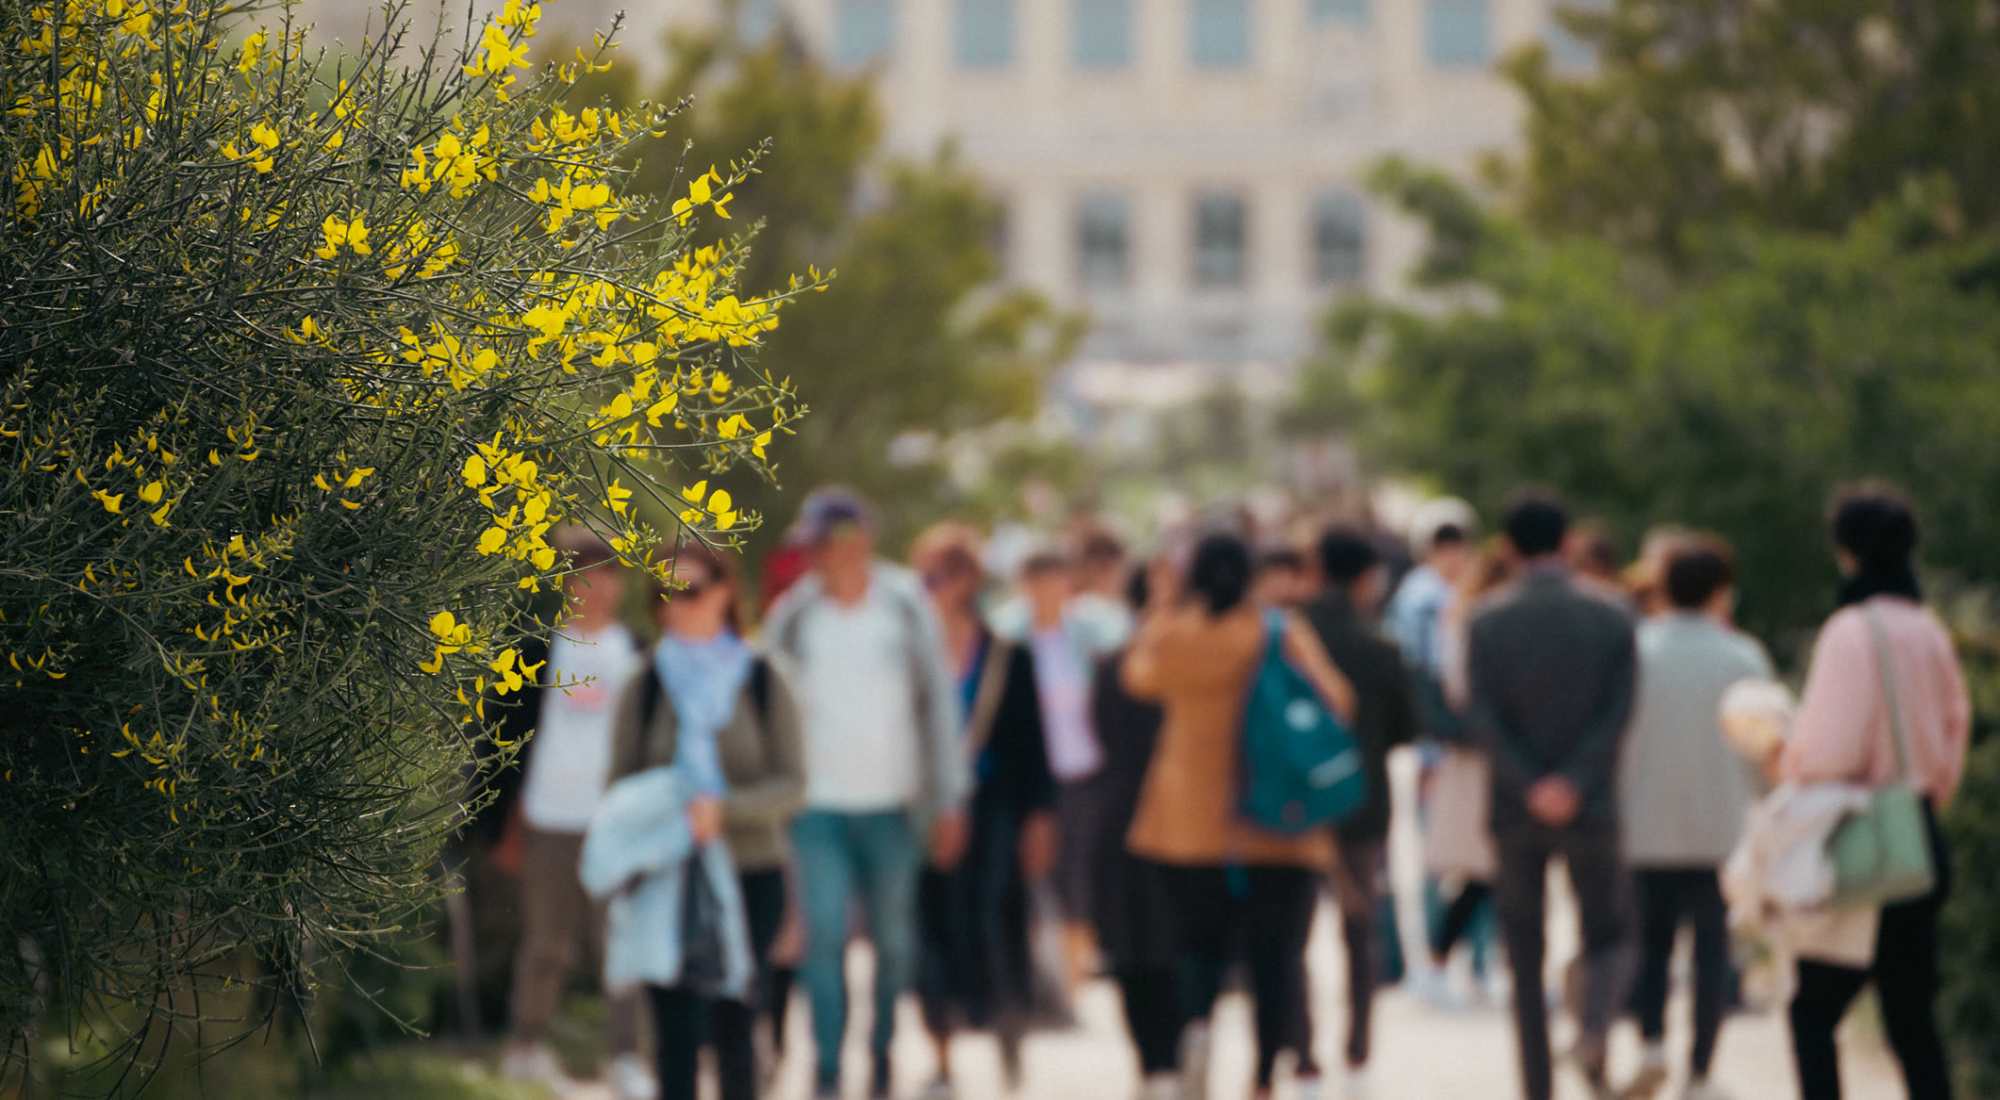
[608,1052,658,1100]
[499,1042,572,1092]
[1293,1072,1326,1100]
[1680,1080,1735,1100]
[1179,1021,1212,1100]
[919,1073,957,1100]
[1408,966,1468,1011]
[1342,1064,1375,1100]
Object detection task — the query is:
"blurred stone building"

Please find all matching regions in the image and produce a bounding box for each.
[310,0,1589,367]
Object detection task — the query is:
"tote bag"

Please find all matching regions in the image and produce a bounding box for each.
[1827,606,1936,908]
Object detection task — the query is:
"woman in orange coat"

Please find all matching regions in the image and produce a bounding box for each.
[1124,532,1356,1100]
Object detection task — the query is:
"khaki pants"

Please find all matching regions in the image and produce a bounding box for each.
[508,827,641,1055]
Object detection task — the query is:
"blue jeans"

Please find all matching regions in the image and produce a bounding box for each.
[792,808,923,1089]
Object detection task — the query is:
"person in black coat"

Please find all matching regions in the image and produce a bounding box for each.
[1297,526,1419,1080]
[1088,564,1182,1089]
[910,523,1058,1095]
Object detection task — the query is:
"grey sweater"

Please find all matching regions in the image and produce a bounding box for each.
[1617,614,1773,867]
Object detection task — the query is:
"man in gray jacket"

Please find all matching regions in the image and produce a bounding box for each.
[1618,537,1772,1100]
[763,489,970,1100]
[1467,491,1638,1100]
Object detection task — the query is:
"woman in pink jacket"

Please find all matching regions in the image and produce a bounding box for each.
[1781,484,1970,1100]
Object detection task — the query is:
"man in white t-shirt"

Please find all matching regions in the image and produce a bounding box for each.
[500,540,651,1100]
[764,490,969,1100]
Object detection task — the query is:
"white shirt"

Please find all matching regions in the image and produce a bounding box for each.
[796,589,922,811]
[519,622,642,833]
[1031,625,1102,782]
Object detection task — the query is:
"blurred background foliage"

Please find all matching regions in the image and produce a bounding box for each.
[567,20,1084,565]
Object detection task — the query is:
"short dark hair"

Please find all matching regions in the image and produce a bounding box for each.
[797,486,876,547]
[1079,529,1127,567]
[1317,525,1382,586]
[1502,490,1570,559]
[1829,482,1918,572]
[1430,523,1468,550]
[1664,538,1735,610]
[1187,533,1253,615]
[1021,548,1071,578]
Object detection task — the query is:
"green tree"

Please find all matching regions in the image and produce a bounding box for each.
[1505,0,2000,262]
[1309,167,2000,648]
[614,24,1080,556]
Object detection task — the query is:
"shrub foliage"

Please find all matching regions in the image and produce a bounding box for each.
[0,0,810,1064]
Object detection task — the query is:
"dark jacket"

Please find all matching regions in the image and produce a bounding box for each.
[1301,591,1419,843]
[1466,566,1637,832]
[962,637,1057,819]
[1087,648,1174,970]
[607,651,806,871]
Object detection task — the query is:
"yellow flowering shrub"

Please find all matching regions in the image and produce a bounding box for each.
[0,0,816,1056]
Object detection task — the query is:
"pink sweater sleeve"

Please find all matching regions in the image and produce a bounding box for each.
[1782,611,1878,786]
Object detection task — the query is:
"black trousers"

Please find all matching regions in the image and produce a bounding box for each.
[1432,880,1493,960]
[1154,863,1319,1090]
[1495,824,1634,1100]
[1292,835,1386,1071]
[1116,965,1185,1077]
[1789,804,1953,1100]
[649,869,788,1100]
[1631,867,1730,1078]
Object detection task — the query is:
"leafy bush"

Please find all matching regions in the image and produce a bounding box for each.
[0,0,810,1069]
[1943,735,2000,1094]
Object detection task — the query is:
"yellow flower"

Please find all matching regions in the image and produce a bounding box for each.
[92,489,124,514]
[137,480,165,504]
[237,30,265,74]
[475,526,507,555]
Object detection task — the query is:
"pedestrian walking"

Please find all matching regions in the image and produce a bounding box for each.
[1412,542,1512,1008]
[1777,485,1968,1100]
[1616,537,1773,1100]
[1088,563,1181,1097]
[908,523,1059,1098]
[1466,492,1638,1100]
[1012,546,1123,992]
[500,535,654,1099]
[1123,533,1356,1100]
[763,489,972,1100]
[1386,504,1498,996]
[1296,527,1420,1090]
[605,544,804,1100]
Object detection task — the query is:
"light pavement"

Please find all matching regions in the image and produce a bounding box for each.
[565,754,1903,1100]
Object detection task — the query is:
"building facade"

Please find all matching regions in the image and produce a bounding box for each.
[311,0,1591,370]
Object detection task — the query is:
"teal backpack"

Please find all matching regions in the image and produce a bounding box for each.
[1238,611,1368,834]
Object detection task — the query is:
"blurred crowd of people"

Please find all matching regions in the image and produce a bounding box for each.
[466,478,1969,1100]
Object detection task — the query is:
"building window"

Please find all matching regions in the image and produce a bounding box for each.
[1192,191,1247,288]
[736,0,780,42]
[1311,0,1369,25]
[833,0,896,67]
[1424,0,1490,68]
[1546,0,1605,69]
[1072,0,1133,69]
[1076,192,1132,289]
[1189,0,1252,70]
[1312,190,1367,285]
[956,0,1015,69]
